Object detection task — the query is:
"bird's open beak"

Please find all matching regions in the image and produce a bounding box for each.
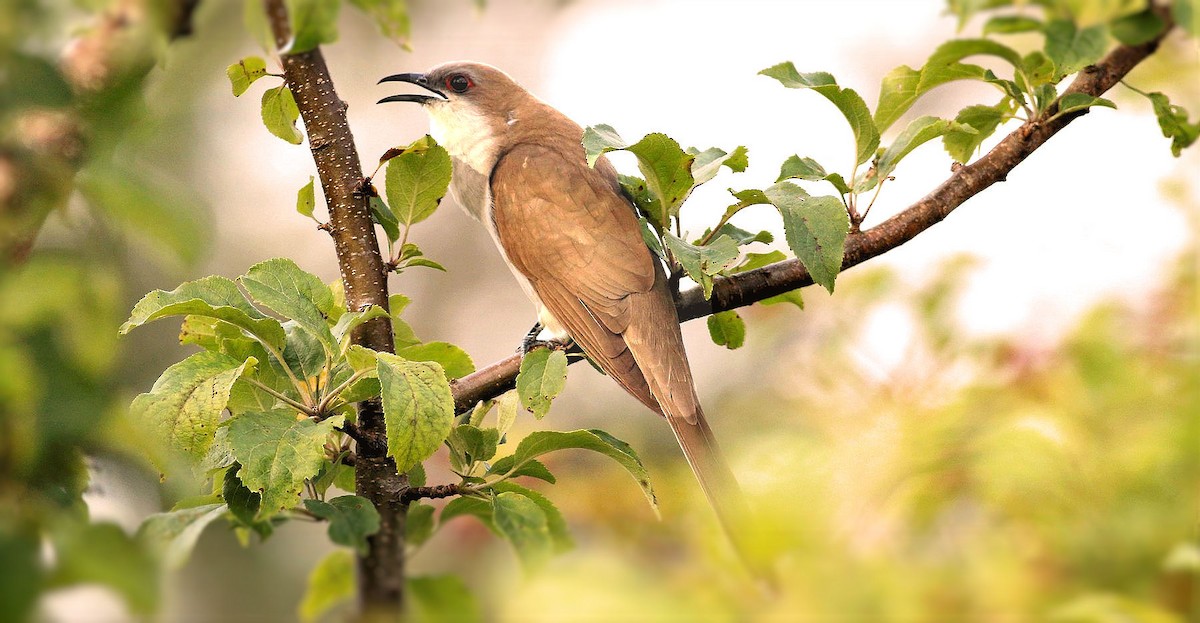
[377,73,447,105]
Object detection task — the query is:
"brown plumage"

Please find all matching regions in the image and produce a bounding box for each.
[379,62,756,559]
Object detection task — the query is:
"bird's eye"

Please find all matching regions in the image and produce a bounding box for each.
[446,74,472,94]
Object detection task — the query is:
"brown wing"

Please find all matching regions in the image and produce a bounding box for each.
[490,142,700,419]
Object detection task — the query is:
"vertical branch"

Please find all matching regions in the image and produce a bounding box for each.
[261,0,405,616]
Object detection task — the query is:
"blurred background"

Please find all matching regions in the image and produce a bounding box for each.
[2,0,1197,621]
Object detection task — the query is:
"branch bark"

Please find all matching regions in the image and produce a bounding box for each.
[450,24,1173,414]
[261,1,404,616]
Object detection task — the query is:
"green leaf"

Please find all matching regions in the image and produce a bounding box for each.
[228,411,344,516]
[331,305,390,348]
[130,352,256,462]
[0,533,41,623]
[943,100,1010,163]
[390,293,421,348]
[53,523,158,614]
[296,176,316,218]
[496,390,520,437]
[759,65,880,164]
[983,15,1043,35]
[707,223,773,246]
[1111,10,1166,45]
[1044,20,1108,77]
[516,348,568,420]
[492,482,572,552]
[136,503,227,570]
[407,502,436,547]
[736,250,788,273]
[223,463,263,527]
[1055,93,1116,117]
[398,341,475,379]
[1145,91,1200,156]
[491,429,657,512]
[448,425,502,464]
[491,491,552,571]
[765,182,849,293]
[505,458,556,484]
[777,155,827,181]
[761,290,805,309]
[376,353,454,473]
[874,38,1021,132]
[261,86,304,144]
[304,495,381,553]
[440,496,494,529]
[227,56,269,96]
[240,258,336,356]
[689,145,748,185]
[1021,51,1056,90]
[408,575,482,623]
[707,311,746,350]
[122,276,285,349]
[369,196,401,243]
[287,0,341,54]
[583,126,695,223]
[664,233,740,299]
[348,0,412,47]
[299,550,355,623]
[384,135,453,227]
[618,174,666,229]
[869,116,968,190]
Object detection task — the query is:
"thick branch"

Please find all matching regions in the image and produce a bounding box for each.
[261,0,404,615]
[451,25,1172,414]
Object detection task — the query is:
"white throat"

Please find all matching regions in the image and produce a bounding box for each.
[426,101,501,223]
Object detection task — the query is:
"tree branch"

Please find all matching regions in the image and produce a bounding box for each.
[261,0,404,615]
[450,24,1174,414]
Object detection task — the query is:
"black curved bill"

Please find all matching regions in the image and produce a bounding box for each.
[377,72,446,105]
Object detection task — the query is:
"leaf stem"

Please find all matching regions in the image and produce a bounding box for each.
[315,368,374,414]
[247,378,317,416]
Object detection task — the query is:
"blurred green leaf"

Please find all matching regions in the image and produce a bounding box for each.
[1110,9,1165,45]
[496,390,520,437]
[409,575,482,623]
[384,135,452,227]
[868,116,969,191]
[1175,0,1198,37]
[689,145,748,185]
[0,52,72,111]
[130,352,256,462]
[370,196,401,243]
[261,85,304,144]
[440,496,494,529]
[298,550,354,623]
[1044,20,1108,77]
[399,341,475,379]
[240,258,336,356]
[407,502,436,547]
[304,495,381,552]
[286,0,341,54]
[52,523,158,614]
[760,65,880,164]
[1050,594,1181,623]
[707,310,746,350]
[1054,93,1116,118]
[983,15,1043,35]
[79,167,209,266]
[227,56,269,96]
[0,532,41,623]
[223,463,262,526]
[516,348,568,420]
[764,182,849,293]
[136,503,227,570]
[349,0,411,47]
[376,353,454,473]
[491,491,552,571]
[228,411,344,516]
[736,250,788,273]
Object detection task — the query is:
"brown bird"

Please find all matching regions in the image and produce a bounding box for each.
[378,62,755,556]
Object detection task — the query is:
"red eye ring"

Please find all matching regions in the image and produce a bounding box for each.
[445,74,473,94]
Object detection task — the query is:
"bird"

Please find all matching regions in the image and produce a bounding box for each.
[377,62,759,564]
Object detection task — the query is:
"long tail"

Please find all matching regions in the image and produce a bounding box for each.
[664,407,752,544]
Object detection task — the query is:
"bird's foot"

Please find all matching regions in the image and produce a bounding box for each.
[518,322,571,354]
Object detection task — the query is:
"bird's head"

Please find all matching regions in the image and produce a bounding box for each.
[377,61,526,118]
